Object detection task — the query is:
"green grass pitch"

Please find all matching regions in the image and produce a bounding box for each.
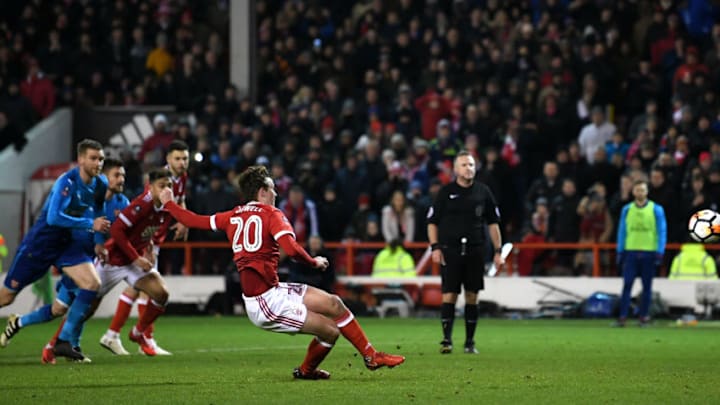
[1,316,719,404]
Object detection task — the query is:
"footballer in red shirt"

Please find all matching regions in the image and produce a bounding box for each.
[160,165,405,379]
[96,168,173,356]
[102,141,189,356]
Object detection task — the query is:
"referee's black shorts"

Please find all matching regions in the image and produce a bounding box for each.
[440,246,485,294]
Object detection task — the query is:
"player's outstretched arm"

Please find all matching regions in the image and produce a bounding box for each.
[163,201,215,230]
[277,234,327,269]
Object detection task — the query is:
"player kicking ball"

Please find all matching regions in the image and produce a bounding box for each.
[159,165,405,379]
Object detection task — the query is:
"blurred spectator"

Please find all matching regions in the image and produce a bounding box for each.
[375,160,409,210]
[146,32,173,77]
[575,183,613,275]
[191,172,240,274]
[605,132,630,163]
[682,173,716,233]
[0,111,26,152]
[609,174,634,241]
[409,178,440,242]
[578,107,616,164]
[317,185,348,242]
[628,99,661,140]
[518,199,550,277]
[0,80,35,132]
[345,193,374,241]
[271,158,293,203]
[381,190,415,243]
[414,85,452,140]
[525,161,561,215]
[288,235,335,292]
[279,185,319,245]
[547,178,582,273]
[429,119,464,171]
[649,167,679,241]
[20,59,55,118]
[139,114,175,165]
[363,216,385,243]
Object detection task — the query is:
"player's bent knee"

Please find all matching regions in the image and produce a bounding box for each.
[155,289,169,305]
[51,302,68,317]
[319,325,340,343]
[330,295,346,316]
[123,285,139,298]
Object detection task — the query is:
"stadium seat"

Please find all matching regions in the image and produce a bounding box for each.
[420,284,443,309]
[695,282,720,319]
[372,288,413,318]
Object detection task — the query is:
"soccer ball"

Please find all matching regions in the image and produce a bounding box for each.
[688,209,720,243]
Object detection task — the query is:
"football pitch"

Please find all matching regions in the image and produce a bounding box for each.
[1,316,719,404]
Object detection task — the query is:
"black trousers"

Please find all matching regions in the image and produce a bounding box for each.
[440,246,485,294]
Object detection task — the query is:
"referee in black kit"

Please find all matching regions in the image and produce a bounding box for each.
[427,151,504,354]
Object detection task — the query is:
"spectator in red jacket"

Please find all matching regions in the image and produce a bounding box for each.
[673,47,709,90]
[139,114,175,165]
[414,87,451,140]
[20,59,55,118]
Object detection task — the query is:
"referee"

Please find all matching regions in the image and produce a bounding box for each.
[427,151,504,354]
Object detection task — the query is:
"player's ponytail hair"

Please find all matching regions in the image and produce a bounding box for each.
[238,165,271,202]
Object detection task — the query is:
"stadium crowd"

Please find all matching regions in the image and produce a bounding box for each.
[2,0,720,275]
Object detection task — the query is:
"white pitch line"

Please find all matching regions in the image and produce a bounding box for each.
[0,345,308,364]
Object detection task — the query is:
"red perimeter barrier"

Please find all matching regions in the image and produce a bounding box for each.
[160,241,720,277]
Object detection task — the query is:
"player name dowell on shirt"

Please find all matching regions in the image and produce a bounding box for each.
[237,205,263,213]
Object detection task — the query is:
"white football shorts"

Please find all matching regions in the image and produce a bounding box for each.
[243,283,308,333]
[96,261,159,297]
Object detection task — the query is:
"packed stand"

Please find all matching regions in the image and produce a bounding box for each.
[2,1,720,277]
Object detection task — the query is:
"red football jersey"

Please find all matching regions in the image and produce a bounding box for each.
[167,167,188,205]
[107,190,172,266]
[209,202,295,290]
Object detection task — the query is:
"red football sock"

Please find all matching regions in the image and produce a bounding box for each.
[48,317,66,347]
[334,310,375,357]
[137,298,147,318]
[135,300,165,334]
[144,323,156,338]
[109,293,135,333]
[136,299,155,337]
[300,337,334,374]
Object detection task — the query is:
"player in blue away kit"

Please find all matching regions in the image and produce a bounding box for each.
[0,139,111,361]
[0,158,128,363]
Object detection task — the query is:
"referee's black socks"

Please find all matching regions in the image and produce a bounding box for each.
[441,303,455,342]
[465,304,478,345]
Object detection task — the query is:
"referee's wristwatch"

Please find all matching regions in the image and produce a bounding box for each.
[494,247,502,255]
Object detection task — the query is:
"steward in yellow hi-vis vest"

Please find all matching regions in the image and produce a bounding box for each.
[669,244,718,280]
[615,180,667,326]
[372,240,416,278]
